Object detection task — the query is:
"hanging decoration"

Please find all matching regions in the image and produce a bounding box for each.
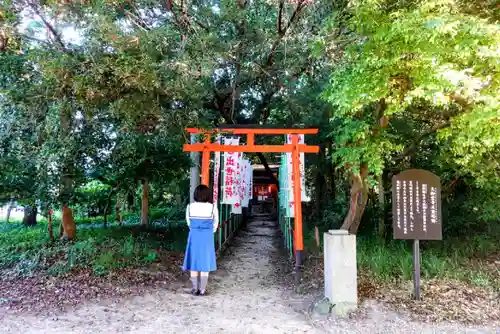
[232,151,243,214]
[222,137,240,205]
[247,161,253,202]
[280,147,292,217]
[284,134,310,217]
[213,135,221,203]
[240,158,248,208]
[241,158,252,208]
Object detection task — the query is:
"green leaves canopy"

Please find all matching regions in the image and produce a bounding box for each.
[323,0,500,184]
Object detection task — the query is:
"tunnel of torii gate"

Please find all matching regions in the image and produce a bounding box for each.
[182,125,319,273]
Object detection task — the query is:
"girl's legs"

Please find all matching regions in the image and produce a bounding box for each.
[199,272,209,294]
[190,271,199,293]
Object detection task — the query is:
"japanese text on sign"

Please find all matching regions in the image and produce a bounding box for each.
[222,137,239,204]
[284,134,310,218]
[247,161,253,200]
[232,152,243,214]
[392,169,442,240]
[241,159,250,208]
[213,136,221,202]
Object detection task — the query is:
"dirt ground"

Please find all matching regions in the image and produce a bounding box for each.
[0,218,498,334]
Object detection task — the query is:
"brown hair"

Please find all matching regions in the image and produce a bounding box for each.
[193,184,212,203]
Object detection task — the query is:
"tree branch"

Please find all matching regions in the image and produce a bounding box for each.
[0,31,8,52]
[123,10,150,31]
[29,4,67,51]
[164,0,209,36]
[278,0,285,34]
[265,0,307,67]
[20,34,53,47]
[394,121,451,163]
[230,1,248,122]
[164,0,184,36]
[256,153,279,186]
[237,0,248,8]
[165,0,173,11]
[125,1,151,30]
[256,62,310,124]
[213,57,310,125]
[392,92,471,164]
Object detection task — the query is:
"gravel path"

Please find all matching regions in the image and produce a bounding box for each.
[1,218,498,334]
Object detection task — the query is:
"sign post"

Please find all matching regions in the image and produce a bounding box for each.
[413,239,421,299]
[392,169,442,300]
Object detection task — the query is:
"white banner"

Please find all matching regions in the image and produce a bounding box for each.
[213,136,221,203]
[284,149,294,217]
[232,152,243,214]
[285,134,310,217]
[222,137,239,204]
[241,159,250,208]
[232,202,242,214]
[248,161,253,200]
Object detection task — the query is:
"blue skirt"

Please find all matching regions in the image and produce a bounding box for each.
[183,219,216,272]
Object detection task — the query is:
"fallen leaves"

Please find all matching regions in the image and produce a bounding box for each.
[299,252,500,325]
[0,251,184,317]
[377,279,500,324]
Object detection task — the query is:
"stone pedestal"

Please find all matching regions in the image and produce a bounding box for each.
[323,229,357,316]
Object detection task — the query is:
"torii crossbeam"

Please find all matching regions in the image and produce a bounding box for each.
[183,126,319,274]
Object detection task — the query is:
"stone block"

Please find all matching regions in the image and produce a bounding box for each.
[323,229,357,316]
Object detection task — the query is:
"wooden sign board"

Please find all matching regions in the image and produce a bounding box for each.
[392,169,442,240]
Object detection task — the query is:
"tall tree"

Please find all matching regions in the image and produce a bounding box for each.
[32,0,341,182]
[322,0,500,234]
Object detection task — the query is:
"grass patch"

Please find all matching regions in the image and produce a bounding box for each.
[359,237,499,290]
[0,216,188,277]
[0,206,183,226]
[305,228,499,291]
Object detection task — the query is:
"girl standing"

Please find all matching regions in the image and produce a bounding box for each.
[183,185,219,296]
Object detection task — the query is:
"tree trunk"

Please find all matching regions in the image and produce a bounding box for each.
[314,167,324,217]
[103,189,114,228]
[377,173,385,238]
[22,205,37,226]
[59,104,76,239]
[103,207,108,227]
[256,153,279,188]
[175,193,183,207]
[341,165,369,235]
[127,191,134,211]
[141,178,149,226]
[60,205,76,240]
[6,204,12,224]
[115,200,122,225]
[6,201,13,223]
[325,139,335,201]
[314,143,326,217]
[47,207,54,242]
[329,164,336,200]
[59,107,74,205]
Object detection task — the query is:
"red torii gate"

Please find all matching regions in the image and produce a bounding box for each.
[183,126,319,271]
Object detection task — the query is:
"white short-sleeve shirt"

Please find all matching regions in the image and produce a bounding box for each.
[186,202,219,232]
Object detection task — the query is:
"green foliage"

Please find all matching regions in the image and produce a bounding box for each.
[304,225,499,290]
[356,235,499,290]
[314,0,500,234]
[0,1,196,210]
[72,180,111,216]
[0,213,188,277]
[0,0,339,227]
[1,0,499,293]
[322,0,500,174]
